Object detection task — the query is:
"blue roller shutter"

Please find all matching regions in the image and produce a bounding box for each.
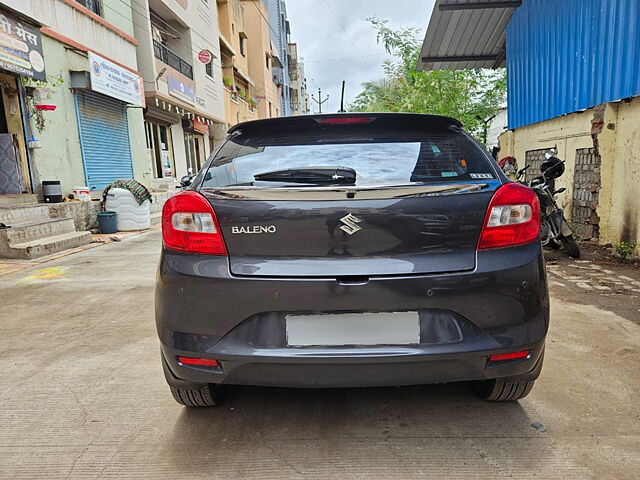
[75,91,134,190]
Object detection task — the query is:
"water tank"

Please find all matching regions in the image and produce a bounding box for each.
[104,188,150,231]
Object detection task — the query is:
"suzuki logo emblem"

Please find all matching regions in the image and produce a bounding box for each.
[339,213,362,235]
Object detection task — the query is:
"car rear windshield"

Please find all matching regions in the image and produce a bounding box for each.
[199,122,496,188]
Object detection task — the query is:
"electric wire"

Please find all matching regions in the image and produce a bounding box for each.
[322,0,365,56]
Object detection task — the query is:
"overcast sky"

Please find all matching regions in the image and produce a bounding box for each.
[286,0,435,113]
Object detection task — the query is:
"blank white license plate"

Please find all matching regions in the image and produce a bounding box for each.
[285,312,420,347]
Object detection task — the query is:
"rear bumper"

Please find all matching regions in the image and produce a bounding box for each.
[162,340,545,388]
[156,242,549,388]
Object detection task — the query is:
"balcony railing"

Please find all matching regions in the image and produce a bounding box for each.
[153,40,193,80]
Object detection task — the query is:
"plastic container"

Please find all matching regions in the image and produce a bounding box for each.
[42,180,62,203]
[72,186,91,201]
[97,211,118,234]
[104,188,151,231]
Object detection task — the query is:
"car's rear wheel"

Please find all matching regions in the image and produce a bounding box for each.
[474,379,535,401]
[170,384,221,407]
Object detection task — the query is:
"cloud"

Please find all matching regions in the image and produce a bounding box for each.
[286,0,435,112]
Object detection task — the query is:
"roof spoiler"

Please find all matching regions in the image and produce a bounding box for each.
[227,113,463,134]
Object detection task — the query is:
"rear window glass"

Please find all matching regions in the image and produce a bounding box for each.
[200,126,495,188]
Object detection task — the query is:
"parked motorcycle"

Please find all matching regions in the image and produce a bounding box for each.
[516,150,581,258]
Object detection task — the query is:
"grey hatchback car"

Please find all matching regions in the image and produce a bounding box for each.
[156,113,548,407]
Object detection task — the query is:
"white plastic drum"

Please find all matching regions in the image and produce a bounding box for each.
[104,188,151,231]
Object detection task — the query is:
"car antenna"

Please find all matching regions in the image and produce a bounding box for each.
[338,80,346,112]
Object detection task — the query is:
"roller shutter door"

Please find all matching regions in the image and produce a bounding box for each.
[75,91,134,190]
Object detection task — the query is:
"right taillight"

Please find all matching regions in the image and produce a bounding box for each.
[162,191,228,255]
[477,182,541,250]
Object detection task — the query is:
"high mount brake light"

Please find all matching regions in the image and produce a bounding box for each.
[477,182,541,250]
[162,191,228,255]
[316,117,374,125]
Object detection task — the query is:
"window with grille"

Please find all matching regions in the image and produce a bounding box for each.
[77,0,102,15]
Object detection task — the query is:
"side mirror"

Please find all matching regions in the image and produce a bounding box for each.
[180,175,193,187]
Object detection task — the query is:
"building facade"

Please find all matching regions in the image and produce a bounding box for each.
[132,0,226,187]
[418,0,640,247]
[242,0,280,121]
[0,0,304,201]
[217,0,259,128]
[485,107,507,152]
[263,0,291,116]
[288,42,309,115]
[0,0,147,196]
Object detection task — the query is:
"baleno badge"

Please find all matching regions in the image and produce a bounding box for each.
[340,214,362,235]
[232,225,277,234]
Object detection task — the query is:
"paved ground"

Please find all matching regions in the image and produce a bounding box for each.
[1,230,639,479]
[0,227,157,277]
[545,249,640,324]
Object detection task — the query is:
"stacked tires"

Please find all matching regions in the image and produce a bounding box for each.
[104,188,151,231]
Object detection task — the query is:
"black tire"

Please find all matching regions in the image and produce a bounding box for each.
[170,384,221,407]
[561,235,581,258]
[546,239,561,250]
[475,379,536,401]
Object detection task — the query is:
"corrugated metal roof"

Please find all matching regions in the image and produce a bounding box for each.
[507,0,640,129]
[417,0,520,71]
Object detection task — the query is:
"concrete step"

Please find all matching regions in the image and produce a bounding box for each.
[0,205,51,225]
[5,231,92,260]
[0,194,38,207]
[0,218,77,245]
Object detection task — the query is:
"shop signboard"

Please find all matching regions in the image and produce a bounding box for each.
[167,75,196,105]
[88,51,144,107]
[0,10,46,81]
[197,50,212,64]
[193,117,209,135]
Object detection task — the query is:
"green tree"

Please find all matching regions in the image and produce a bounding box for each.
[350,18,506,142]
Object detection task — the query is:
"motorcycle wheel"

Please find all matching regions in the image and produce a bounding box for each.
[561,236,581,258]
[547,239,561,250]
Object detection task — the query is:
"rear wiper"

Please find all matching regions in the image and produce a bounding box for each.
[254,166,356,184]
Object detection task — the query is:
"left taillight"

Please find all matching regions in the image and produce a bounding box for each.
[162,191,228,255]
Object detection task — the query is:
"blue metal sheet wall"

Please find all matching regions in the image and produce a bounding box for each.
[75,91,134,190]
[506,0,640,129]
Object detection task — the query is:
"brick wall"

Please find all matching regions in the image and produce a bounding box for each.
[524,148,550,183]
[572,148,601,239]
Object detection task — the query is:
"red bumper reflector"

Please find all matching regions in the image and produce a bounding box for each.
[177,356,219,367]
[488,350,530,362]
